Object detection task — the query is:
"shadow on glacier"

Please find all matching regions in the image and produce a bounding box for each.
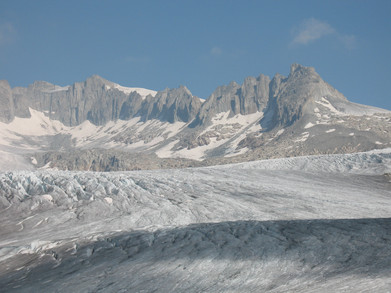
[2,217,391,292]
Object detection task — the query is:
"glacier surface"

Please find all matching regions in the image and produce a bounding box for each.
[0,150,390,292]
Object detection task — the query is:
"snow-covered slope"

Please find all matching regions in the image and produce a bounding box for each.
[0,108,189,170]
[1,150,390,292]
[0,107,268,169]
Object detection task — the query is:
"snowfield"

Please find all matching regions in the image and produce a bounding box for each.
[0,150,390,292]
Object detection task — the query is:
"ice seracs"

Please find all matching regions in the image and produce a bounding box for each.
[0,149,390,292]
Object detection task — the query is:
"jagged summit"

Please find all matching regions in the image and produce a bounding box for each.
[289,63,315,76]
[267,64,349,128]
[189,72,270,128]
[136,85,201,123]
[82,74,114,89]
[0,64,381,126]
[86,74,110,82]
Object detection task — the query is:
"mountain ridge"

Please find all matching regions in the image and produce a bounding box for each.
[0,64,390,171]
[1,63,388,126]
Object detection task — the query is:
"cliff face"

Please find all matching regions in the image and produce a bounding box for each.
[190,74,270,127]
[0,64,367,129]
[8,76,138,126]
[0,80,14,123]
[1,75,203,126]
[0,71,273,128]
[265,64,348,129]
[136,86,202,123]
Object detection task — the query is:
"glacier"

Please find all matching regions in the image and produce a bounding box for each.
[0,150,390,292]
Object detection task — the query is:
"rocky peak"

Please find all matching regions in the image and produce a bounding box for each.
[0,80,11,91]
[28,81,57,92]
[85,75,113,87]
[178,85,192,96]
[265,64,348,128]
[137,86,202,123]
[238,74,270,115]
[212,81,240,99]
[289,63,315,76]
[269,73,286,99]
[190,74,270,128]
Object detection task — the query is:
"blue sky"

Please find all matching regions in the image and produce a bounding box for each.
[0,0,390,109]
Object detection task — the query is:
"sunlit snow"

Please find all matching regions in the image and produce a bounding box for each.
[105,84,157,99]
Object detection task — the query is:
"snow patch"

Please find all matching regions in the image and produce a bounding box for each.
[294,132,309,143]
[203,111,262,135]
[41,194,53,202]
[39,161,52,170]
[224,147,249,157]
[0,108,66,138]
[161,111,263,160]
[315,97,344,115]
[106,84,157,100]
[162,121,187,138]
[104,197,113,204]
[304,122,315,129]
[176,139,225,161]
[43,85,70,93]
[156,140,179,158]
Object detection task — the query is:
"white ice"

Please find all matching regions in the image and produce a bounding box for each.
[0,150,390,292]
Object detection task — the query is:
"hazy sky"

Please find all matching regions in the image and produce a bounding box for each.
[0,0,390,109]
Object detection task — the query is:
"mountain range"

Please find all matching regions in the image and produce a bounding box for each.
[0,64,390,171]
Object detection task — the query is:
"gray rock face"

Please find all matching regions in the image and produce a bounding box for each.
[7,75,133,126]
[265,64,348,128]
[190,74,270,127]
[137,86,201,123]
[66,75,126,126]
[1,64,383,129]
[1,76,201,126]
[0,80,14,123]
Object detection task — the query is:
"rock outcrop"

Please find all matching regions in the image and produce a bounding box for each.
[0,75,202,126]
[264,64,348,129]
[0,80,14,123]
[190,74,270,127]
[137,86,201,123]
